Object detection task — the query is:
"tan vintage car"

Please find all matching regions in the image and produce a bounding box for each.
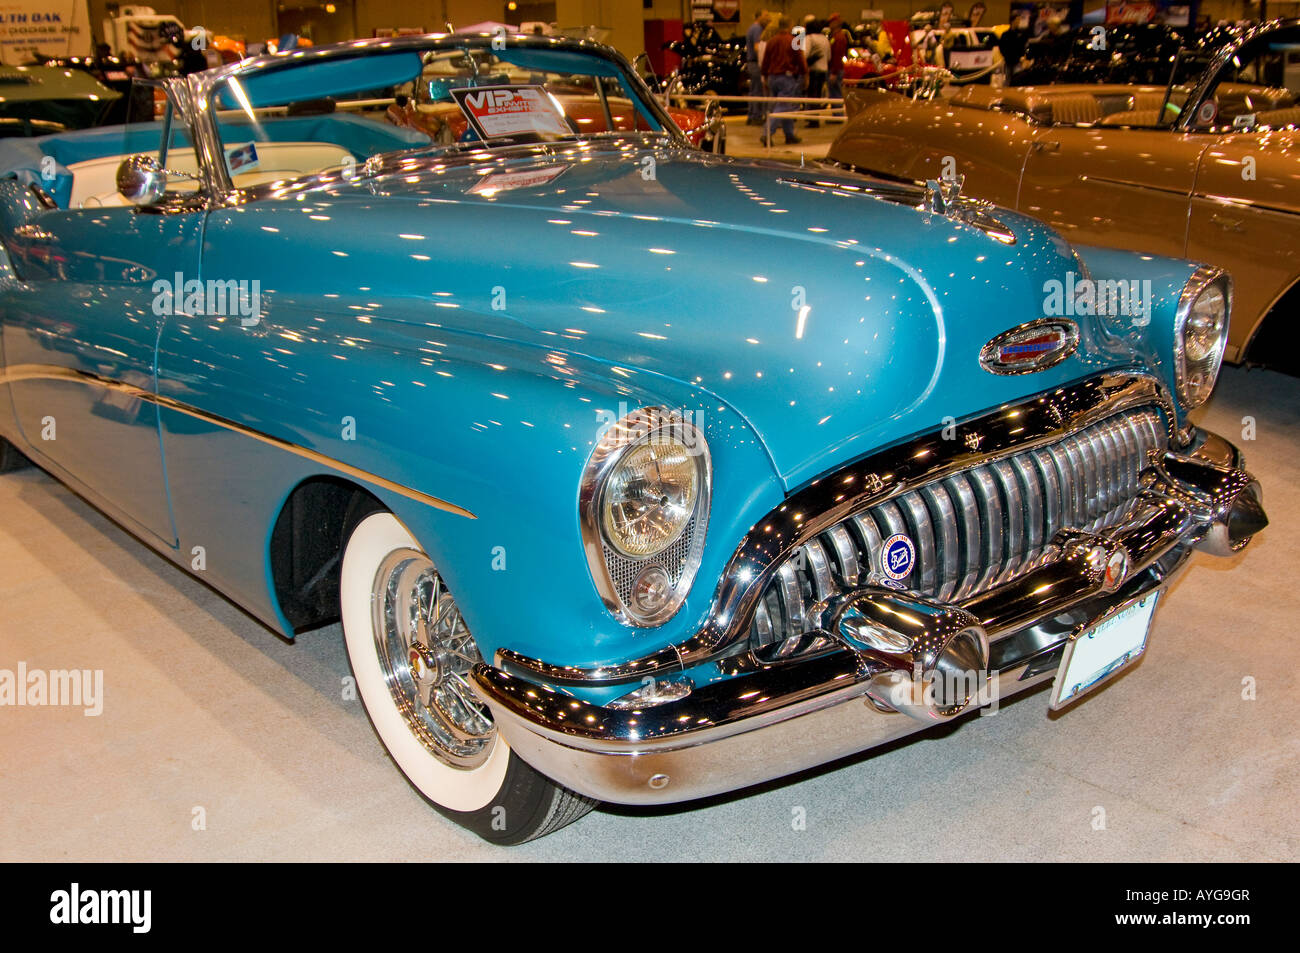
[827,19,1300,368]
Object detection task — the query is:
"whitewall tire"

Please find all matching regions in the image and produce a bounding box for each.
[339,508,594,844]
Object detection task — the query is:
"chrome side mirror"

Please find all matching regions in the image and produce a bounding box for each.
[116,154,167,206]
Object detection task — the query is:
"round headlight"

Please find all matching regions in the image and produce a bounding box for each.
[601,439,700,557]
[1175,269,1230,408]
[580,407,711,626]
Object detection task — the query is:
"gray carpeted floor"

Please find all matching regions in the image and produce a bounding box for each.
[1,364,1295,861]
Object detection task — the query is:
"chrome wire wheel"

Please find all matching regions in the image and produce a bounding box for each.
[371,549,494,769]
[342,509,595,841]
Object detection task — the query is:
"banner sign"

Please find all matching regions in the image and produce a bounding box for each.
[0,0,91,64]
[1105,1,1193,25]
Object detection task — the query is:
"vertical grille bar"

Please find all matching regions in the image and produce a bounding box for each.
[920,483,961,601]
[898,492,938,593]
[824,524,860,586]
[943,473,983,598]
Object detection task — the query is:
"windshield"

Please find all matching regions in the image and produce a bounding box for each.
[207,39,669,190]
[1188,26,1300,132]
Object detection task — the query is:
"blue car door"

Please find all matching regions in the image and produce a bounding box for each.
[0,98,204,547]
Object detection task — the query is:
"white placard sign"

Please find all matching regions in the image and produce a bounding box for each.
[0,0,91,64]
[451,85,572,140]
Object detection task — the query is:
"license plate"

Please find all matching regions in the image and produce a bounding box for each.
[1049,594,1158,710]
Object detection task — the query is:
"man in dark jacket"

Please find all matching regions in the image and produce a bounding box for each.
[761,16,807,146]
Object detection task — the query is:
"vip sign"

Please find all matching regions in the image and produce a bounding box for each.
[452,85,572,140]
[0,0,92,65]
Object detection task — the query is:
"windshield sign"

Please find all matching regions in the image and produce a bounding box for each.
[451,85,571,140]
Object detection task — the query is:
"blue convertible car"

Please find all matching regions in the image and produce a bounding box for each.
[0,34,1268,843]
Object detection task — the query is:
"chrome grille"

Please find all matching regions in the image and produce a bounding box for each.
[751,408,1167,651]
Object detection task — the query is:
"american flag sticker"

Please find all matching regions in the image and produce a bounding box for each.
[226,142,260,174]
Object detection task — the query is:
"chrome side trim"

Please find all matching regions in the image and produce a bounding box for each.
[1190,191,1300,219]
[1077,174,1191,199]
[499,372,1179,686]
[0,364,475,518]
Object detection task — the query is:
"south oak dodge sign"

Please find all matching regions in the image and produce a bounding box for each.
[0,0,92,64]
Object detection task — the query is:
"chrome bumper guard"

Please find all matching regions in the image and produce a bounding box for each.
[472,429,1265,805]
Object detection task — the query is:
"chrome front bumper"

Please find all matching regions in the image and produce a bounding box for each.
[472,429,1265,805]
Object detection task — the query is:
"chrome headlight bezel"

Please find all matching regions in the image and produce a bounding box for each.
[1174,266,1232,409]
[579,407,711,627]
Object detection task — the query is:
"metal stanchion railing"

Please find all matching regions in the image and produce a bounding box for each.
[656,93,848,150]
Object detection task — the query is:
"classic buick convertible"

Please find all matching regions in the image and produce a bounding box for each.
[828,19,1300,370]
[0,33,1268,844]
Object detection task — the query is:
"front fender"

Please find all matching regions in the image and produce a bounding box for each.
[1071,243,1205,426]
[356,327,786,671]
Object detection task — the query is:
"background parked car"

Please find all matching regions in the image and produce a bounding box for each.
[0,65,122,138]
[828,19,1300,371]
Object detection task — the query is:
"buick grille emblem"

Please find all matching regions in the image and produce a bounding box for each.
[980,319,1080,375]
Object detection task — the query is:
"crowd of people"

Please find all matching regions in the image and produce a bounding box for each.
[743,10,878,145]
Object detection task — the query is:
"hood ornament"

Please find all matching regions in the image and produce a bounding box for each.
[924,175,964,216]
[919,174,1016,245]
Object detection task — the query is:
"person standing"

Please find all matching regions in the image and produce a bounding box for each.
[761,15,807,146]
[744,9,771,126]
[804,20,830,127]
[826,13,851,106]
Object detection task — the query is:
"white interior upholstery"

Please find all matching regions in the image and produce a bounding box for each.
[67,141,356,208]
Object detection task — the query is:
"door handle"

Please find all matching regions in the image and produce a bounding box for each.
[1209,213,1245,232]
[1032,140,1061,152]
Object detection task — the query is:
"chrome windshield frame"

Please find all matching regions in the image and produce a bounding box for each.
[1174,18,1300,133]
[178,32,688,206]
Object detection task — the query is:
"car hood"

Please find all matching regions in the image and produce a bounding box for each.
[264,141,1142,489]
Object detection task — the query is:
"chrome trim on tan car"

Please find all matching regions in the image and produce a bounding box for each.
[498,372,1181,686]
[473,436,1264,803]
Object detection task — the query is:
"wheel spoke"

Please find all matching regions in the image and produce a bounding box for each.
[372,553,494,769]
